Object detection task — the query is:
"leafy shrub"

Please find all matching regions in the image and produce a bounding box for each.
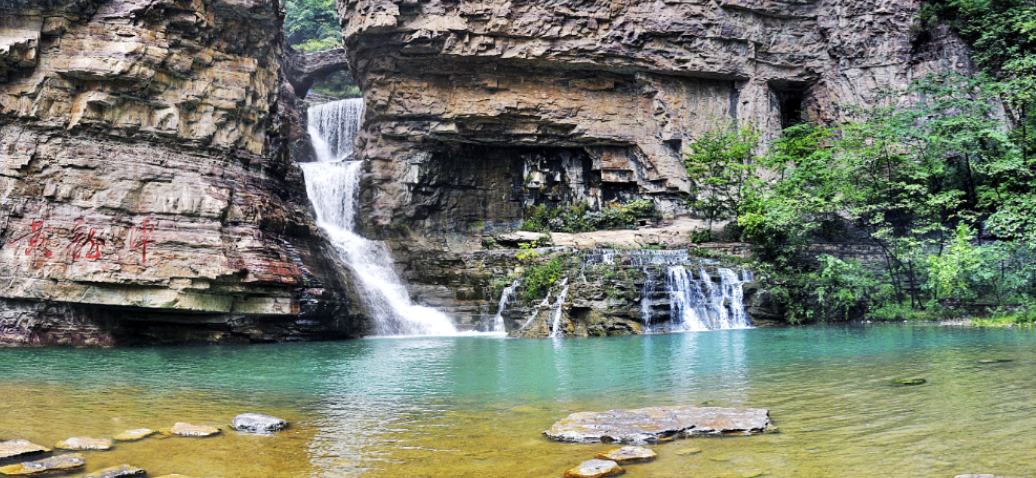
[521,257,565,300]
[519,200,659,233]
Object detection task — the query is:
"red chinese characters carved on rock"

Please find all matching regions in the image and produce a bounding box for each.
[126,219,157,264]
[67,219,105,261]
[9,219,53,258]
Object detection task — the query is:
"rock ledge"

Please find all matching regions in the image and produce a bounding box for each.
[545,406,773,444]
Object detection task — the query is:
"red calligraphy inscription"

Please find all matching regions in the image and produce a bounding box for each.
[67,219,105,261]
[126,219,157,264]
[9,219,53,258]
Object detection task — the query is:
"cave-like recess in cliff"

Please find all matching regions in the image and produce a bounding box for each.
[404,143,656,233]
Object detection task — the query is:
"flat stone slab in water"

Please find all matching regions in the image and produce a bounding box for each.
[55,437,112,450]
[112,429,155,442]
[563,459,624,478]
[545,406,773,444]
[594,446,657,464]
[0,453,85,475]
[170,423,221,437]
[231,413,288,433]
[0,441,49,461]
[80,465,146,478]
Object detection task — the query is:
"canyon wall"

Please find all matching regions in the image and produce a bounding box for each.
[337,0,973,241]
[0,0,367,345]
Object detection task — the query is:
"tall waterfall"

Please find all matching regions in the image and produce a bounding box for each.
[301,99,458,336]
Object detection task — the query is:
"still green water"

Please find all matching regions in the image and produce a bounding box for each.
[1,325,1034,477]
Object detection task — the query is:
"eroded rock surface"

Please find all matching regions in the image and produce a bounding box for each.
[170,423,220,437]
[0,440,49,461]
[0,0,366,345]
[0,453,84,475]
[80,465,146,478]
[337,0,973,240]
[55,437,111,450]
[545,406,773,444]
[112,429,154,442]
[563,459,624,478]
[231,413,288,433]
[594,446,657,464]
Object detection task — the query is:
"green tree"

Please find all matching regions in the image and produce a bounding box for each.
[682,125,759,238]
[284,0,342,52]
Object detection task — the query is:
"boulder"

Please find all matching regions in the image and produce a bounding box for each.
[112,429,155,442]
[545,406,773,444]
[0,454,85,475]
[231,414,288,433]
[0,441,49,461]
[55,437,112,450]
[594,446,657,464]
[169,423,220,437]
[563,459,624,478]
[80,465,146,478]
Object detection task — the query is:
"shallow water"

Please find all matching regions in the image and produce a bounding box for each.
[1,325,1034,477]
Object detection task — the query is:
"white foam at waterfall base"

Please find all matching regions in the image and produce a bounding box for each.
[301,99,459,336]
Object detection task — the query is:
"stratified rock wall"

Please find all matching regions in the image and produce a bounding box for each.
[337,0,973,237]
[0,0,366,345]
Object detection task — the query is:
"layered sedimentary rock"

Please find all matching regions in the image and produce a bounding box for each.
[337,0,972,238]
[0,0,365,345]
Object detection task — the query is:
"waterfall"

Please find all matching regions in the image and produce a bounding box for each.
[492,280,520,333]
[301,99,458,336]
[548,279,570,338]
[666,266,752,331]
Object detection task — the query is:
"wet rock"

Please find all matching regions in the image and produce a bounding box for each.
[170,423,220,437]
[80,465,146,478]
[674,447,701,456]
[112,429,155,442]
[978,359,1013,364]
[231,414,288,433]
[594,446,657,464]
[55,437,112,450]
[891,378,926,386]
[563,459,624,478]
[0,453,85,475]
[0,441,49,461]
[545,406,774,444]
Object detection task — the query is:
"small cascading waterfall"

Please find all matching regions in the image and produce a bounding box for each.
[548,279,570,338]
[301,99,458,336]
[492,279,520,333]
[666,265,752,331]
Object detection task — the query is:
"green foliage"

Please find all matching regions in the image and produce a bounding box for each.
[311,71,361,99]
[682,125,760,237]
[515,242,541,263]
[519,200,658,233]
[284,0,342,52]
[520,257,564,300]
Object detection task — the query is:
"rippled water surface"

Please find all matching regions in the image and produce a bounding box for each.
[1,325,1034,477]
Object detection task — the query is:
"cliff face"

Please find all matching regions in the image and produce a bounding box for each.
[338,0,973,239]
[0,0,366,345]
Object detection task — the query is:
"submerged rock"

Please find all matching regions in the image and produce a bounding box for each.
[0,441,49,461]
[594,446,657,464]
[170,423,221,437]
[545,406,774,444]
[80,465,145,478]
[977,359,1013,364]
[231,414,288,433]
[563,459,624,478]
[55,437,112,450]
[674,447,701,456]
[154,475,198,478]
[112,429,155,442]
[0,454,85,475]
[891,378,926,386]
